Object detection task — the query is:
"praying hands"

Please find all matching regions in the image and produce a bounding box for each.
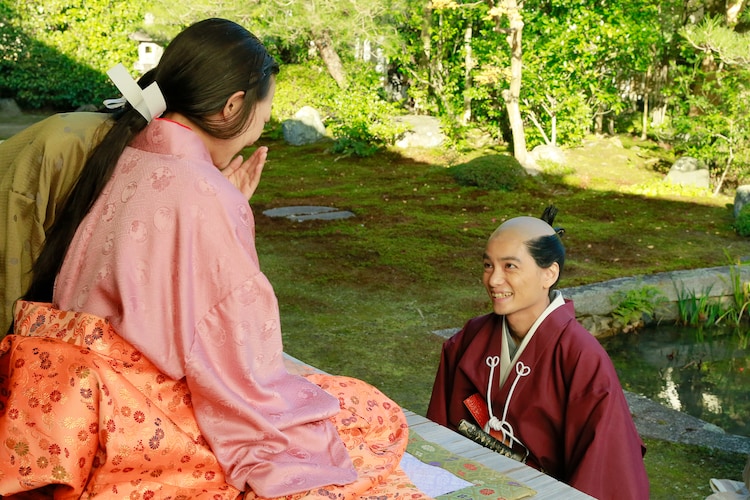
[222,146,268,200]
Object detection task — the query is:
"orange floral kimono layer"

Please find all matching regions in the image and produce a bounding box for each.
[0,302,430,499]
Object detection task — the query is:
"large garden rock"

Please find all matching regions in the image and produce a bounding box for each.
[665,156,710,188]
[530,144,566,165]
[0,98,21,116]
[734,185,750,218]
[394,115,445,149]
[282,106,327,146]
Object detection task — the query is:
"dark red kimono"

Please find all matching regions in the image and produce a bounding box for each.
[427,300,649,500]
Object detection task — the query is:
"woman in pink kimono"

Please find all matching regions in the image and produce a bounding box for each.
[1,18,424,499]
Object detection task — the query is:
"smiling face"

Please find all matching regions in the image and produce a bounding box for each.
[482,217,559,339]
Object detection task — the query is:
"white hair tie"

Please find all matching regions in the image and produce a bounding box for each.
[102,64,166,122]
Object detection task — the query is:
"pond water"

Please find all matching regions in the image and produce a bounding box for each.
[601,324,750,438]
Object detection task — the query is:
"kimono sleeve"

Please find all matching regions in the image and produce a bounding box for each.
[426,333,461,427]
[183,274,356,497]
[563,341,649,500]
[173,178,356,496]
[427,315,491,430]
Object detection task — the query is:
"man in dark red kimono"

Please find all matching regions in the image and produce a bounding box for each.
[427,208,649,500]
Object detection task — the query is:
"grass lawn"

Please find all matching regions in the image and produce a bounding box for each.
[250,133,748,499]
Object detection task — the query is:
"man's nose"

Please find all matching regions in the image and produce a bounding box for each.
[488,268,505,286]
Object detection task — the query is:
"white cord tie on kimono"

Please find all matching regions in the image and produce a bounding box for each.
[485,357,531,451]
[103,64,166,123]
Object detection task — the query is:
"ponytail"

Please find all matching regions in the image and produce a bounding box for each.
[22,19,279,302]
[23,107,149,302]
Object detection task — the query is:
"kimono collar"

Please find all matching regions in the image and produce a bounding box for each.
[499,290,565,387]
[482,290,566,455]
[130,118,214,166]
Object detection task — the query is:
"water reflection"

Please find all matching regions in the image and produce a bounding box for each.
[657,367,681,411]
[601,324,749,437]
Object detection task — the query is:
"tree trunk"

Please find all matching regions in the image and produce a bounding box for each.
[462,23,473,125]
[313,30,348,89]
[551,114,557,146]
[641,92,649,140]
[714,140,734,195]
[726,0,746,26]
[650,63,669,127]
[500,1,532,170]
[594,111,603,135]
[421,2,432,64]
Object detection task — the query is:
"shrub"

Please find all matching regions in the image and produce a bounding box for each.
[275,62,409,157]
[448,154,526,191]
[273,63,338,122]
[0,1,143,110]
[735,204,750,237]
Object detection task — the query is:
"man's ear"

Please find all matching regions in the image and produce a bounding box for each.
[543,262,560,290]
[223,91,246,119]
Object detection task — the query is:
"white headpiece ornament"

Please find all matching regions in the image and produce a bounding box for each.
[102,63,166,122]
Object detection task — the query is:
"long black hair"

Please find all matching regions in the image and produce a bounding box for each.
[23,18,279,303]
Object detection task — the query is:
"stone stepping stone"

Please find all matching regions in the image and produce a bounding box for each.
[262,205,355,222]
[432,328,461,339]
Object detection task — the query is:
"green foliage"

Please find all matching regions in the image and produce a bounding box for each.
[327,65,410,156]
[670,66,750,190]
[674,283,724,326]
[447,154,526,191]
[717,254,750,327]
[519,86,592,148]
[390,2,509,135]
[330,122,382,157]
[387,0,688,150]
[674,254,750,329]
[516,0,668,143]
[610,285,667,333]
[273,63,339,121]
[681,16,750,66]
[274,62,409,157]
[735,204,750,237]
[667,20,750,191]
[0,0,144,109]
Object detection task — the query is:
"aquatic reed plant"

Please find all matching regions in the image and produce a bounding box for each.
[673,283,724,326]
[715,252,750,328]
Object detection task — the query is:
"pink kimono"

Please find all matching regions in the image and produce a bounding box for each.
[0,118,420,498]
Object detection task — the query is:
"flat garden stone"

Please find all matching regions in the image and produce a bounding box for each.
[262,205,355,222]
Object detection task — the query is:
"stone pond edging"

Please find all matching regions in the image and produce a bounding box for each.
[562,264,750,337]
[564,264,750,452]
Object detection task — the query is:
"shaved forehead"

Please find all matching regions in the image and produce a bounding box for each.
[489,216,555,242]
